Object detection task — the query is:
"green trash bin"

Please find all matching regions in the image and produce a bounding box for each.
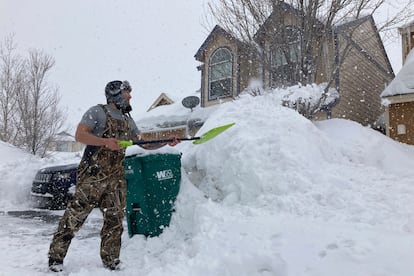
[124,153,181,237]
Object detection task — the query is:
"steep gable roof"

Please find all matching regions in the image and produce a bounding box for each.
[335,14,372,32]
[253,2,308,43]
[147,92,175,112]
[335,15,394,78]
[194,25,243,61]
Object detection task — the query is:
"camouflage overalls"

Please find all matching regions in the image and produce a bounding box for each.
[49,105,132,268]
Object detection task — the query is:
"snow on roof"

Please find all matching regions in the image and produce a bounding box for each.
[381,49,414,97]
[136,96,217,131]
[146,93,175,112]
[399,19,414,30]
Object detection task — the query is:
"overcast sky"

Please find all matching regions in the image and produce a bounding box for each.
[0,0,406,131]
[0,0,210,130]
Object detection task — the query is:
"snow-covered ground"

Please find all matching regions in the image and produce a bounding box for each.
[1,90,414,275]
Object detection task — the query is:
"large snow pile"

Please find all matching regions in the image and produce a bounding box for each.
[0,144,82,210]
[0,88,414,275]
[0,141,43,210]
[181,93,414,230]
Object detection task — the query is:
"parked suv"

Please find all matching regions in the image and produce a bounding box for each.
[31,163,78,210]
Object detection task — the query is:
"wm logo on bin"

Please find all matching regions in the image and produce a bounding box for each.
[155,169,174,181]
[125,168,134,175]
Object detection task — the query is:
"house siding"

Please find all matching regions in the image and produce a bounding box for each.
[387,101,414,144]
[238,47,262,92]
[380,21,414,145]
[141,125,199,141]
[48,141,84,152]
[332,19,391,126]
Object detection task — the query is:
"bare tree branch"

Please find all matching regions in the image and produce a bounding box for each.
[202,0,407,118]
[0,37,67,156]
[0,35,24,142]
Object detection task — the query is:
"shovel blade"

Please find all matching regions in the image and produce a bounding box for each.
[193,123,235,144]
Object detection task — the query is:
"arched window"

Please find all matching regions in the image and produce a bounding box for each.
[209,48,233,100]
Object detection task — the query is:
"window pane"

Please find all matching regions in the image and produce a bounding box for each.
[211,48,232,64]
[211,62,232,81]
[271,48,287,67]
[289,43,300,63]
[209,47,233,100]
[210,79,231,99]
[57,142,68,152]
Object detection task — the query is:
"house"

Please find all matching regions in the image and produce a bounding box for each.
[194,25,259,108]
[48,131,84,152]
[194,2,394,127]
[146,92,175,112]
[380,21,414,144]
[138,93,208,141]
[328,16,394,126]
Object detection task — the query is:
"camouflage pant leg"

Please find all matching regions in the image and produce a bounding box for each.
[48,177,103,262]
[99,177,126,267]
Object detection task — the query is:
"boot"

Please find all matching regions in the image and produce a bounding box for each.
[103,259,121,270]
[48,258,63,272]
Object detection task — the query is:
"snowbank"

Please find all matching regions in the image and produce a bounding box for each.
[1,87,414,275]
[181,92,414,231]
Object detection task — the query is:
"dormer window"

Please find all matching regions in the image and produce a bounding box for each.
[209,47,233,100]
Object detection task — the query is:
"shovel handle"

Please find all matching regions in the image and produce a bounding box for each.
[118,137,200,148]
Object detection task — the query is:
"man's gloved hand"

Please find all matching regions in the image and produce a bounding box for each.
[167,136,180,147]
[104,138,121,151]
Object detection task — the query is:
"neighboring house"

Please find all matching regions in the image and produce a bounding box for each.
[194,25,259,108]
[380,21,414,145]
[140,93,186,141]
[48,131,84,152]
[146,92,175,112]
[140,125,192,142]
[194,3,394,127]
[138,93,208,141]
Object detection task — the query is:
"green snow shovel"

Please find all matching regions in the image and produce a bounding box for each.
[118,122,235,148]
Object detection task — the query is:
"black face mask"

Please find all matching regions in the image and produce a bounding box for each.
[122,104,132,113]
[113,100,132,114]
[105,80,133,113]
[109,92,132,113]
